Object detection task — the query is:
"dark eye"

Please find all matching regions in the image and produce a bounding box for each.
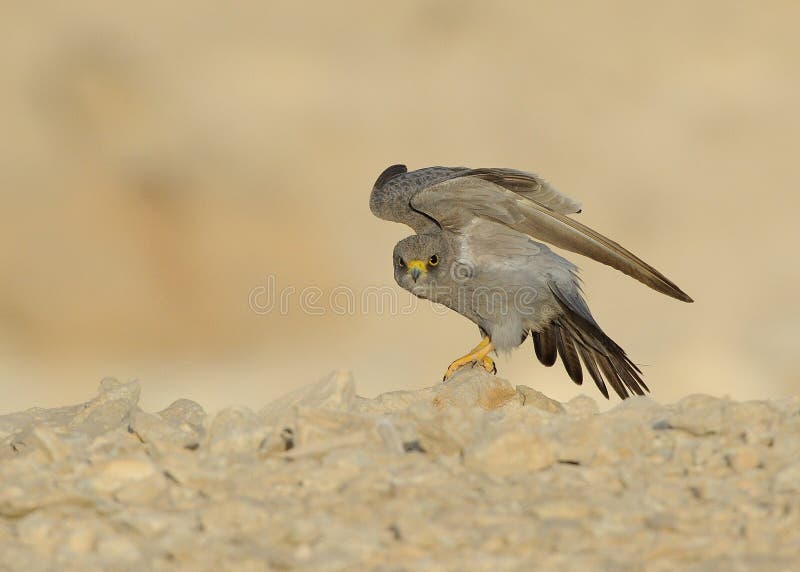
[397,256,406,268]
[428,254,439,266]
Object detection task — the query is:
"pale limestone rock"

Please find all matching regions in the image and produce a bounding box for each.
[725,445,761,472]
[465,429,556,476]
[259,369,357,424]
[375,417,405,455]
[415,405,487,455]
[129,410,200,449]
[68,378,141,437]
[563,394,599,417]
[95,533,142,563]
[28,425,72,462]
[532,498,593,520]
[207,406,266,455]
[292,406,373,447]
[516,385,566,414]
[773,462,800,493]
[157,398,207,427]
[355,387,436,414]
[0,373,798,570]
[432,369,517,411]
[93,455,158,484]
[66,526,97,554]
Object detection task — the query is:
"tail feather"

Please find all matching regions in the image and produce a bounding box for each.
[556,325,583,385]
[575,344,610,399]
[532,329,557,367]
[545,282,649,400]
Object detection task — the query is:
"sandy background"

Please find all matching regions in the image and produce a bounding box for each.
[1,1,798,414]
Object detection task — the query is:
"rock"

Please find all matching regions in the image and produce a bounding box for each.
[66,526,97,555]
[259,370,357,425]
[157,398,207,428]
[725,446,761,472]
[516,385,566,414]
[432,369,517,411]
[375,417,405,455]
[27,425,72,463]
[129,410,201,449]
[87,456,159,492]
[773,462,800,493]
[465,429,556,476]
[414,405,487,455]
[69,378,141,437]
[563,395,599,417]
[206,406,266,455]
[355,388,436,414]
[0,374,798,570]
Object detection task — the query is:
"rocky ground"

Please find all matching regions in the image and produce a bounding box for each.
[0,371,798,571]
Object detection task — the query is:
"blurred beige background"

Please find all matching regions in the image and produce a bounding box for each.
[1,1,798,414]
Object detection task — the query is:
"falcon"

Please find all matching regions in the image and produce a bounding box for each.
[370,164,692,399]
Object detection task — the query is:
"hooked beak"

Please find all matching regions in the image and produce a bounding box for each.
[407,260,426,282]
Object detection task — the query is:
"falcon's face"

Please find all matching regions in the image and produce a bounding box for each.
[393,235,449,295]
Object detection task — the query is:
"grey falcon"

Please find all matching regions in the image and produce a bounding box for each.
[370,164,693,399]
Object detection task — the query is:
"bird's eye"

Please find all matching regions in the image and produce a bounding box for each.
[397,256,406,268]
[429,254,439,266]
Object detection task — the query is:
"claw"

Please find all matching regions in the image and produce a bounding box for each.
[442,336,496,381]
[481,355,497,375]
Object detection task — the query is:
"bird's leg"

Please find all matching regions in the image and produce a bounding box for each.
[443,336,496,381]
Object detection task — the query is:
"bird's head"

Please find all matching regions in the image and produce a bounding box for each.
[393,234,449,293]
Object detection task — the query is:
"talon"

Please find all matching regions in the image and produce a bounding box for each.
[442,336,495,381]
[481,356,497,375]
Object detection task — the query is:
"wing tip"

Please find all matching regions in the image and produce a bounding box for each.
[664,285,694,303]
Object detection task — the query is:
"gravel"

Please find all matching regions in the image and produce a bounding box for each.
[1,371,798,571]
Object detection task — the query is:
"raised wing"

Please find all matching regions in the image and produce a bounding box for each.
[410,175,693,302]
[463,168,582,214]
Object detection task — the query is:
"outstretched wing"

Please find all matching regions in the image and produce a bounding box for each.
[462,168,582,215]
[370,164,582,232]
[410,175,693,302]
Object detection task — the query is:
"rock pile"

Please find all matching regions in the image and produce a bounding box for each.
[1,371,798,570]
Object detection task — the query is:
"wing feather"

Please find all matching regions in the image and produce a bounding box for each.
[410,176,692,303]
[464,168,582,214]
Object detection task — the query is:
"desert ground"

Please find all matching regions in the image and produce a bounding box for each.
[1,1,798,413]
[1,372,798,570]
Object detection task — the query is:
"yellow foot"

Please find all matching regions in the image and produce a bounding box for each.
[443,336,496,381]
[481,355,497,375]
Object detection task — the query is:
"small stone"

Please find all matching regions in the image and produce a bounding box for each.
[725,446,761,472]
[415,406,487,455]
[96,534,142,562]
[88,456,159,494]
[516,385,565,414]
[28,425,71,462]
[207,406,266,455]
[259,370,357,425]
[563,395,599,417]
[375,417,405,455]
[774,462,800,493]
[67,527,97,554]
[69,378,141,437]
[533,499,592,520]
[433,369,517,411]
[157,399,207,428]
[465,430,555,476]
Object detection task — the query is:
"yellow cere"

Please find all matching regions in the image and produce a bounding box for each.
[407,260,428,274]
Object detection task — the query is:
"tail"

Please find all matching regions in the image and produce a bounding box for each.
[531,282,648,400]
